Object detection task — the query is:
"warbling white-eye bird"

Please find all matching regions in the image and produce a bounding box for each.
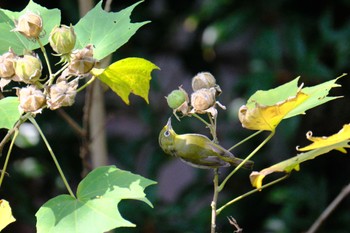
[159,118,254,169]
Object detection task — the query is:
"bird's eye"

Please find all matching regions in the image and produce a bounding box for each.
[164,130,170,137]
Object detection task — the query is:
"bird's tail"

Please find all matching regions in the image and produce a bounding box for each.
[230,158,254,170]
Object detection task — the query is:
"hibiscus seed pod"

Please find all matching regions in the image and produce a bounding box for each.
[47,77,79,110]
[49,24,76,56]
[17,85,46,113]
[190,87,216,113]
[166,87,189,109]
[191,72,216,91]
[0,49,17,79]
[67,44,95,76]
[13,11,43,39]
[14,54,42,84]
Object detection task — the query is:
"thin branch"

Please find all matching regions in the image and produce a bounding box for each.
[56,108,86,137]
[211,169,219,233]
[306,182,350,233]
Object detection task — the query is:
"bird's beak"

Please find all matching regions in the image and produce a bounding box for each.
[166,117,172,129]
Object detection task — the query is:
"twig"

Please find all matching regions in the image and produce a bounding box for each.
[56,108,86,137]
[306,182,350,233]
[211,168,219,233]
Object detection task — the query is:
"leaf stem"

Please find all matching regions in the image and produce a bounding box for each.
[228,130,263,152]
[216,174,289,215]
[29,117,76,198]
[77,75,96,93]
[219,130,275,192]
[37,38,54,84]
[211,168,219,233]
[0,130,19,188]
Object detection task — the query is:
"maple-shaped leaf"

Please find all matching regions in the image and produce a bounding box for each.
[0,97,21,130]
[36,165,156,233]
[250,124,350,189]
[239,75,344,131]
[74,1,148,60]
[92,57,159,104]
[0,199,16,231]
[0,0,61,55]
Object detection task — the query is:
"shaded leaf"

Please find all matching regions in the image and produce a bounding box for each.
[239,75,344,131]
[0,0,61,55]
[92,57,159,104]
[0,199,16,231]
[250,124,350,189]
[74,1,148,60]
[36,165,156,233]
[0,97,21,130]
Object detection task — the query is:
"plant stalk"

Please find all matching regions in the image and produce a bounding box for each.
[211,168,220,233]
[29,117,76,198]
[0,130,19,188]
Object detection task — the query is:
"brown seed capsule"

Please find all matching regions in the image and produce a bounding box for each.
[192,72,216,91]
[47,77,79,110]
[0,49,17,79]
[17,85,46,113]
[49,24,76,56]
[190,87,217,114]
[14,54,42,84]
[67,44,95,76]
[13,11,43,39]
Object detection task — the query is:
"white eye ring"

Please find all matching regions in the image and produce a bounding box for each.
[164,130,170,137]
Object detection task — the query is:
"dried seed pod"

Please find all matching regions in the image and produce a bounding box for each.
[13,11,43,39]
[49,24,76,56]
[17,85,46,113]
[14,53,42,84]
[0,49,17,79]
[67,44,95,76]
[47,77,79,110]
[190,87,217,114]
[192,72,222,96]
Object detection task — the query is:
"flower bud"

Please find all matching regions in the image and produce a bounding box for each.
[17,85,46,113]
[47,77,79,110]
[13,11,43,39]
[67,44,95,76]
[0,49,17,79]
[15,54,42,84]
[190,87,216,114]
[49,24,76,55]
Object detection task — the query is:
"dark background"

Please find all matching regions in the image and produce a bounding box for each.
[1,0,350,232]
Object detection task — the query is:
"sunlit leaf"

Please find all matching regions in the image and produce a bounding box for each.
[74,1,148,60]
[250,124,350,189]
[0,199,16,231]
[239,88,308,131]
[0,97,21,130]
[239,75,344,131]
[298,124,350,152]
[92,57,159,104]
[0,0,61,55]
[36,165,156,233]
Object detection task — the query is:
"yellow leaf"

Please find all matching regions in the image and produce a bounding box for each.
[250,140,350,189]
[0,199,16,231]
[239,91,309,131]
[298,124,350,152]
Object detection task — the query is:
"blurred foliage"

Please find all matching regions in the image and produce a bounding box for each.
[0,0,350,232]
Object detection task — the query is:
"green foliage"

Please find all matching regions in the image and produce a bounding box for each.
[92,57,159,104]
[0,0,60,55]
[36,166,156,233]
[0,97,20,129]
[74,1,148,60]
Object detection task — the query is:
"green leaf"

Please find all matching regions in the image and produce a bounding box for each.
[36,165,156,233]
[74,1,149,60]
[0,0,61,55]
[93,57,159,104]
[0,97,21,130]
[285,74,345,118]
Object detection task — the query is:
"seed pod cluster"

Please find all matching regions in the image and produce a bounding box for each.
[0,12,96,114]
[165,72,225,119]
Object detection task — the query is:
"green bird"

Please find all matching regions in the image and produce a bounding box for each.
[159,118,254,169]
